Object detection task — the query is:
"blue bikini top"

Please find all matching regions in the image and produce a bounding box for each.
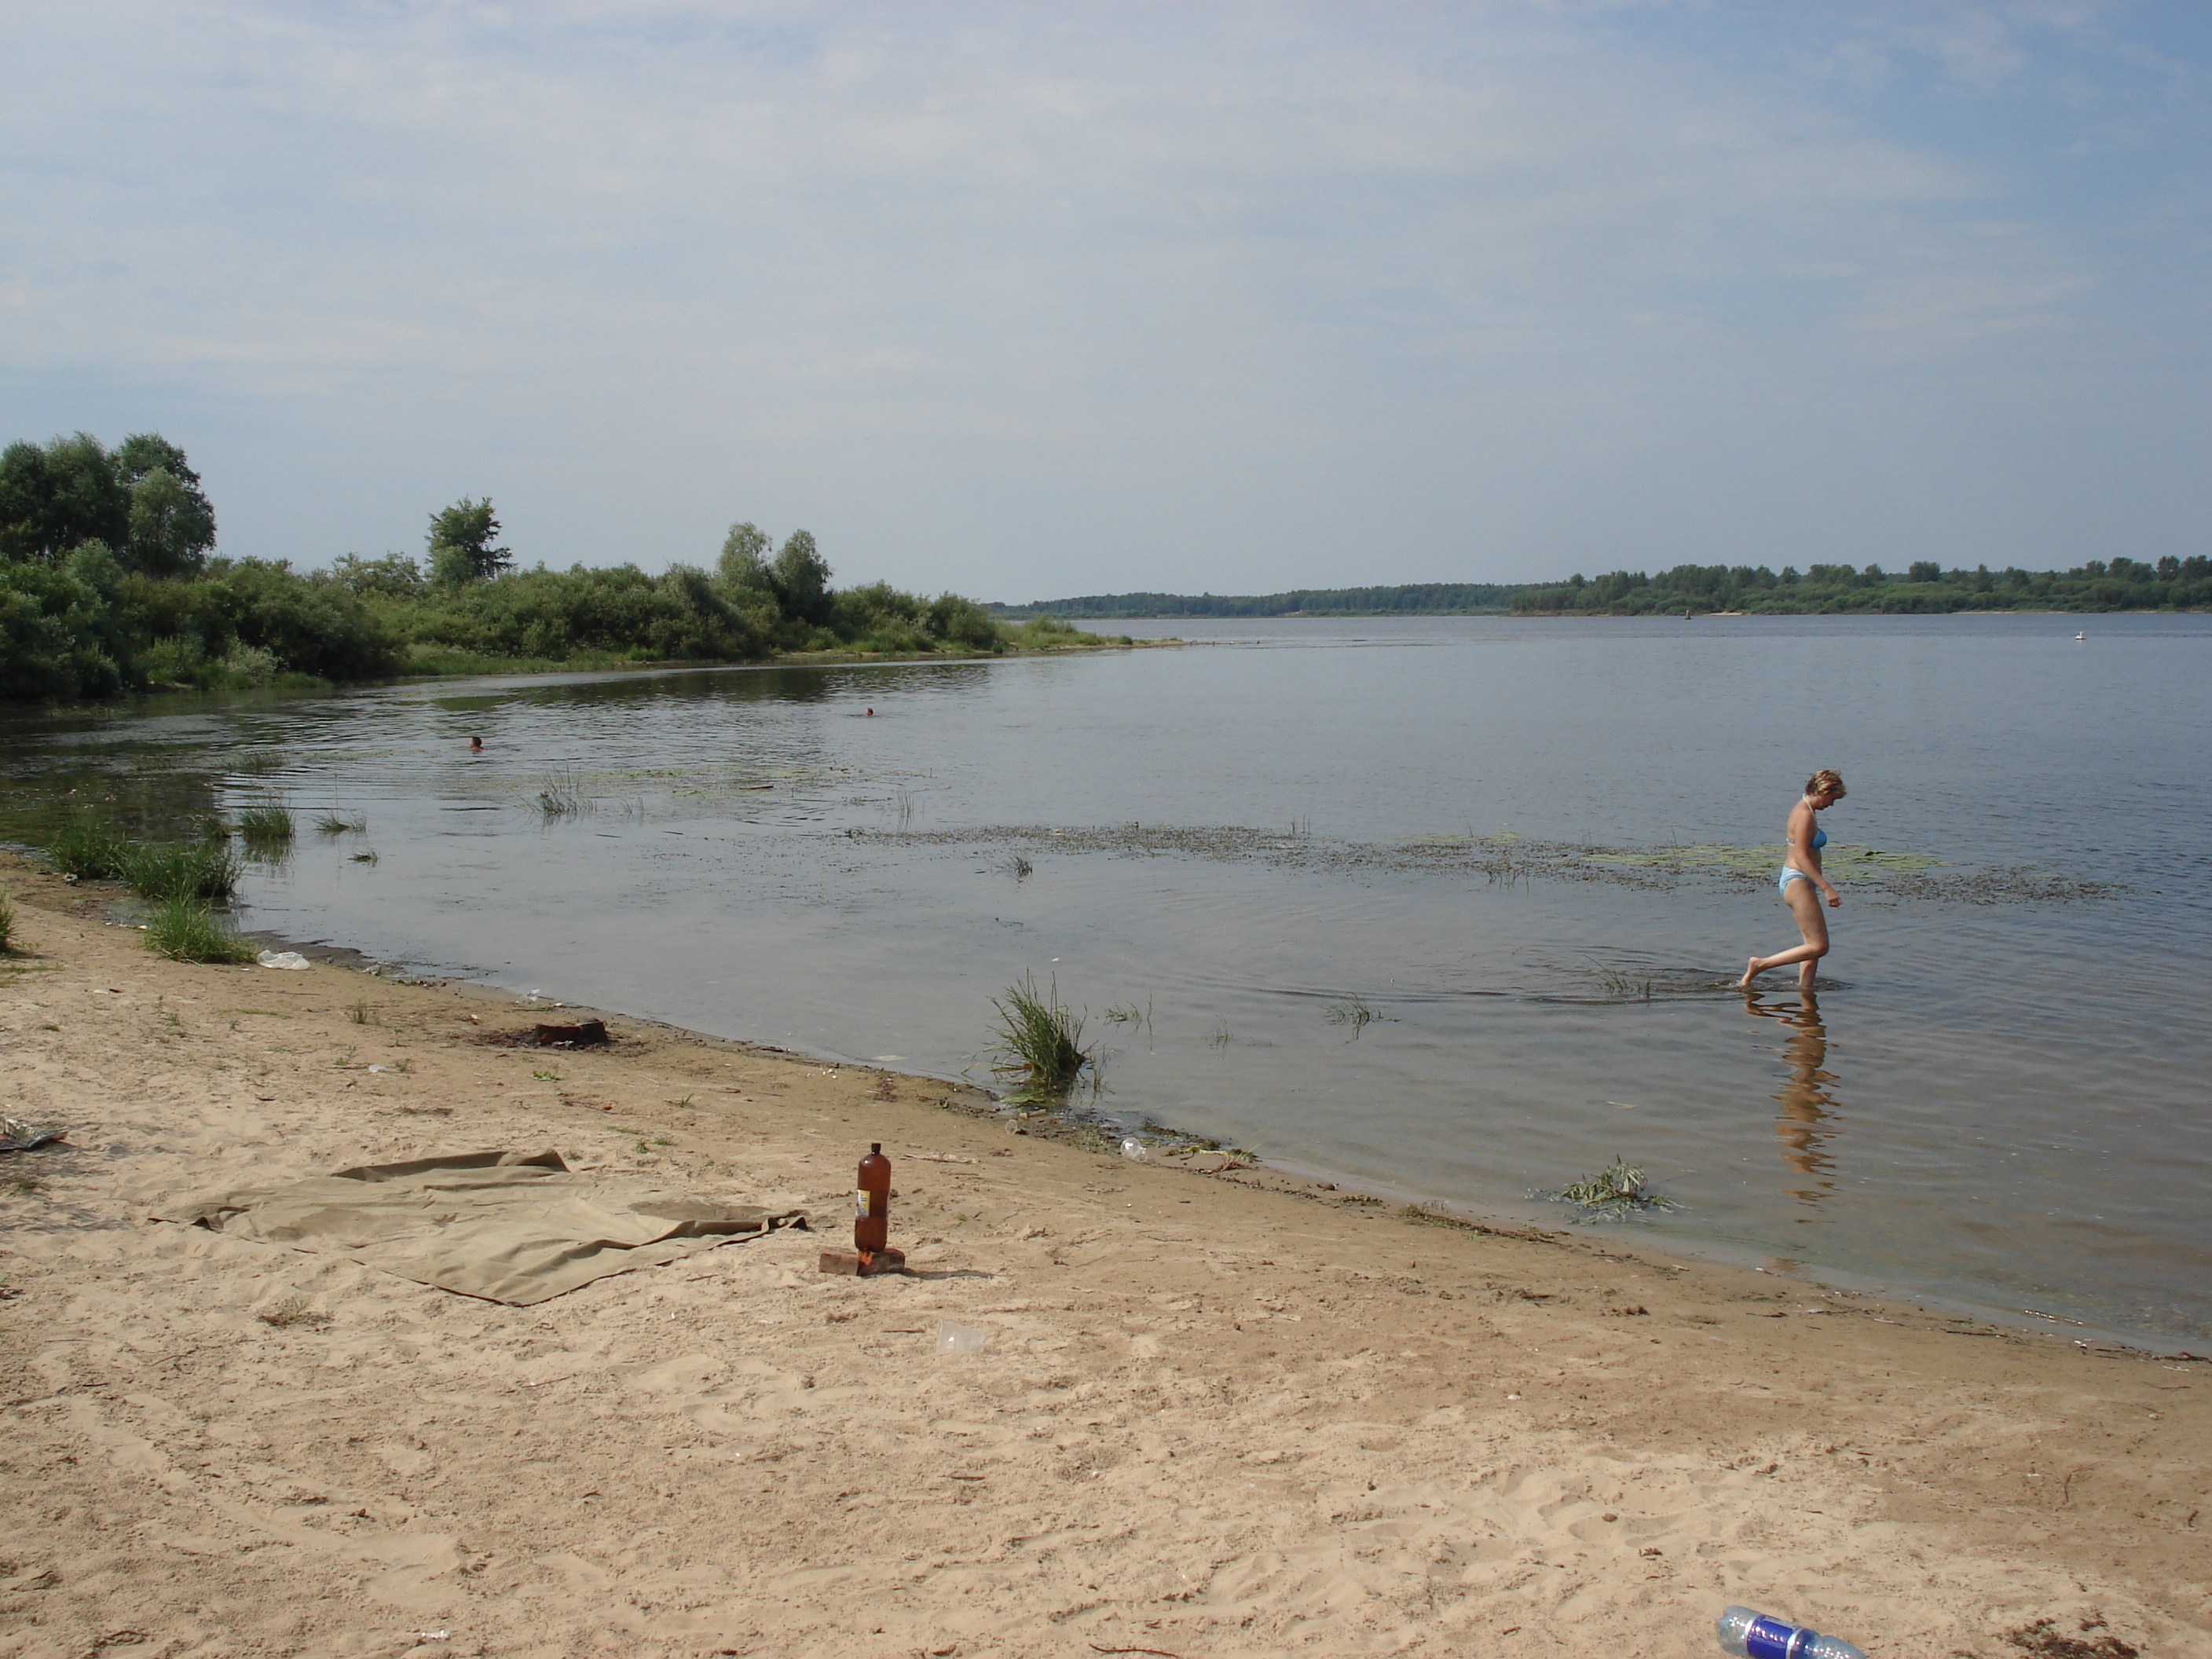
[1809,825,1827,851]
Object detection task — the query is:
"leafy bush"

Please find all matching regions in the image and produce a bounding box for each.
[143,896,255,964]
[400,562,768,663]
[4,436,1094,700]
[0,545,132,699]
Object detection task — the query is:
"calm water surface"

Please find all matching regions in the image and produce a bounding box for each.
[5,614,2207,1346]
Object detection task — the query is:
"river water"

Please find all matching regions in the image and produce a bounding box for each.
[5,613,2207,1347]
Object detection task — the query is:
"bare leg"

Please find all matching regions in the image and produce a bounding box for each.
[1743,880,1830,987]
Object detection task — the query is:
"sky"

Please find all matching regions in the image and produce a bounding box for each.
[3,2,2208,601]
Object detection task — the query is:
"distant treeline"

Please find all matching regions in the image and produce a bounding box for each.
[1000,559,2211,619]
[1,430,1093,702]
[1511,558,2212,616]
[994,582,1525,617]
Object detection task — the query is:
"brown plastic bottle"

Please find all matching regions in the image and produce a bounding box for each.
[855,1143,892,1258]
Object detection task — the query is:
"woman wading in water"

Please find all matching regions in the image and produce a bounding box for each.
[1742,769,1847,989]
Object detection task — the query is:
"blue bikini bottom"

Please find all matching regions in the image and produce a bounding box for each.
[1778,867,1815,895]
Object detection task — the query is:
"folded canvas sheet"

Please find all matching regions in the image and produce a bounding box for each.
[159,1149,800,1304]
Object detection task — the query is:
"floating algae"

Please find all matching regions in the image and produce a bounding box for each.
[1586,841,1945,877]
[858,822,2108,905]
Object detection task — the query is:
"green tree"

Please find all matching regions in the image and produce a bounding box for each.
[768,529,832,624]
[125,467,217,577]
[0,433,130,564]
[329,552,427,597]
[427,499,510,586]
[114,433,217,576]
[0,540,132,698]
[716,521,774,595]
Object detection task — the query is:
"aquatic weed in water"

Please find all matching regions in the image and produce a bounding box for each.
[1588,963,1655,999]
[533,768,592,820]
[1324,995,1393,1038]
[313,811,367,835]
[1536,1155,1675,1223]
[236,797,295,846]
[1102,996,1154,1041]
[989,972,1090,1098]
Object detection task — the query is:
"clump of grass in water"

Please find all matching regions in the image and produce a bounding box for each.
[233,748,285,777]
[1324,995,1393,1038]
[1102,996,1153,1040]
[143,896,256,964]
[236,797,295,847]
[1003,855,1032,880]
[989,972,1090,1100]
[534,768,592,820]
[1536,1155,1675,1223]
[46,819,131,881]
[1590,965,1654,999]
[124,840,242,902]
[313,811,367,835]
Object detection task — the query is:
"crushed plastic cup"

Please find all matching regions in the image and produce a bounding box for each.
[936,1320,987,1353]
[256,950,311,970]
[1120,1138,1152,1162]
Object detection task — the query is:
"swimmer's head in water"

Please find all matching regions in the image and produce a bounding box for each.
[1804,767,1844,802]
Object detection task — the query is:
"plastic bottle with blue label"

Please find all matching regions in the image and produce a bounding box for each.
[1717,1606,1866,1659]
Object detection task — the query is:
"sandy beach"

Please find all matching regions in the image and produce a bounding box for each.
[2,859,2207,1659]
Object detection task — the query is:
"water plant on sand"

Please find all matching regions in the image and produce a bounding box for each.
[1536,1155,1675,1223]
[143,896,256,964]
[988,972,1091,1101]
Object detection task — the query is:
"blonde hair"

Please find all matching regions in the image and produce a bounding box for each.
[1805,768,1847,800]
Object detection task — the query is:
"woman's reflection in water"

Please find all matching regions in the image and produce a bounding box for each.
[1744,991,1840,1208]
